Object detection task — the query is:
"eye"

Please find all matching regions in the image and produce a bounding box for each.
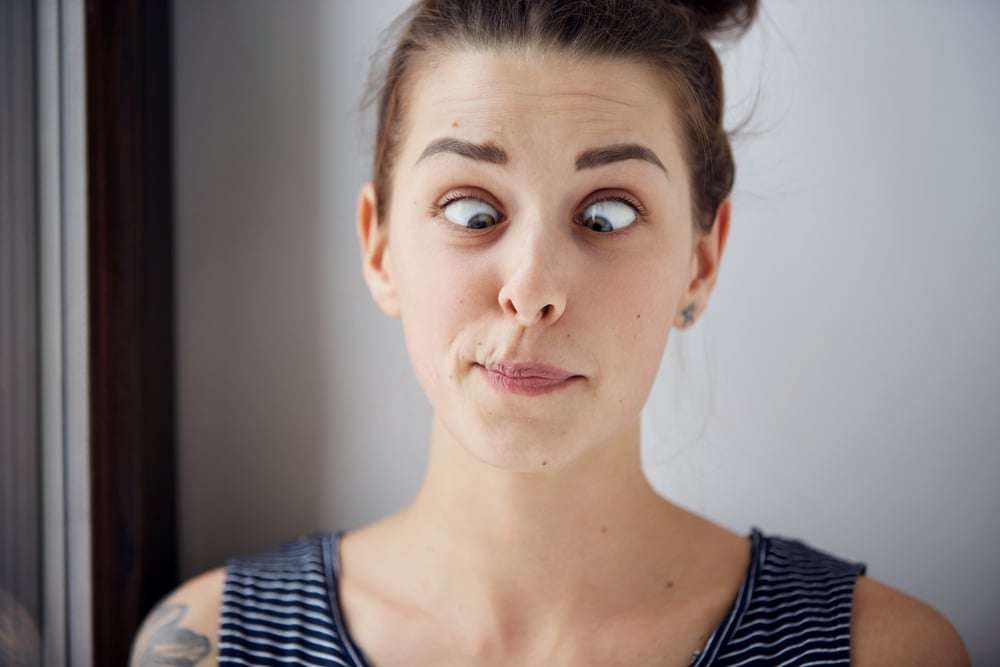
[441,198,501,230]
[580,199,638,232]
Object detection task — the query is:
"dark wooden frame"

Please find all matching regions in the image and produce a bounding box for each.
[86,1,178,664]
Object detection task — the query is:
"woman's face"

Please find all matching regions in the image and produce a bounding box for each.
[359,49,726,472]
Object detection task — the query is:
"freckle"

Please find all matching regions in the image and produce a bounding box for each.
[636,313,641,319]
[541,460,548,466]
[451,120,459,127]
[600,526,607,534]
[665,580,674,589]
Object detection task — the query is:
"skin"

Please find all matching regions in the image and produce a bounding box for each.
[129,49,971,666]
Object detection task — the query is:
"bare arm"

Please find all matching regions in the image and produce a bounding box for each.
[129,568,225,667]
[850,576,970,667]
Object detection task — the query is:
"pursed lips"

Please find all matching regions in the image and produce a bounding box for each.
[479,361,581,396]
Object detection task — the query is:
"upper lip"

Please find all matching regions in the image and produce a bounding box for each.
[484,361,577,381]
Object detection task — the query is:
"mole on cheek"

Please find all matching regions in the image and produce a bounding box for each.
[451,120,459,127]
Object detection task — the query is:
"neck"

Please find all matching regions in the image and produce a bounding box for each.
[393,416,696,624]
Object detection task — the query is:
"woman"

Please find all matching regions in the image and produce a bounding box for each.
[133,1,970,665]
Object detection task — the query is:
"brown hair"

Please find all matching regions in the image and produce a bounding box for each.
[366,0,759,233]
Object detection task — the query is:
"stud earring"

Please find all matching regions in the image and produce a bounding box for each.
[681,303,696,326]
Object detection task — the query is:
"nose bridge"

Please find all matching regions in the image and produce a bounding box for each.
[498,213,567,326]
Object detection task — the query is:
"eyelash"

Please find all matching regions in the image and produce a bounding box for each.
[429,189,648,237]
[578,192,648,238]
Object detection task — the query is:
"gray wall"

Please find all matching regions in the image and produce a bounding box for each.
[174,2,1000,662]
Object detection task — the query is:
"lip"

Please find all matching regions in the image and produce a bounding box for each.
[480,361,580,396]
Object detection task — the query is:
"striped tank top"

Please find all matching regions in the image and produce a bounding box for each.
[218,529,866,666]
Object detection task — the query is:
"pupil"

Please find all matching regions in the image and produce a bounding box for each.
[468,214,493,229]
[587,216,612,232]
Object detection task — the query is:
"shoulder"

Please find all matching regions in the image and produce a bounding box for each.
[850,576,970,667]
[129,567,226,667]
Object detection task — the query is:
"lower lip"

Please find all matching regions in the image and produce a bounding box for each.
[481,366,577,396]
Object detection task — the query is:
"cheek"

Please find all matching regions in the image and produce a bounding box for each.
[391,237,492,383]
[599,253,678,335]
[592,253,683,390]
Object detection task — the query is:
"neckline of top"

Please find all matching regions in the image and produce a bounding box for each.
[323,527,765,667]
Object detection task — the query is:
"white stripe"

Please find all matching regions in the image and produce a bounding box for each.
[221,597,334,627]
[762,557,845,573]
[725,618,849,655]
[237,550,324,568]
[745,589,854,612]
[224,582,330,610]
[756,571,847,586]
[778,646,849,667]
[230,564,327,580]
[218,641,351,667]
[220,619,345,653]
[740,598,852,621]
[793,659,848,667]
[722,633,851,667]
[729,612,848,644]
[220,628,347,661]
[227,573,329,597]
[764,556,849,573]
[752,578,855,601]
[220,606,337,640]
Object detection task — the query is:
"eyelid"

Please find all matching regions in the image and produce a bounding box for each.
[580,189,648,217]
[429,188,504,217]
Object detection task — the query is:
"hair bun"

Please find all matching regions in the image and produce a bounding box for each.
[667,0,760,36]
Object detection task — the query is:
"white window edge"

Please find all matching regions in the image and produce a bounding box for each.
[39,0,90,664]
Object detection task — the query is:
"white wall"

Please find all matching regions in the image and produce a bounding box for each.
[174,1,1000,662]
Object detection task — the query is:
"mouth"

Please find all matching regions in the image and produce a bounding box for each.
[479,361,581,396]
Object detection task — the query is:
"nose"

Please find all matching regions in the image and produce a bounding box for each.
[497,228,567,328]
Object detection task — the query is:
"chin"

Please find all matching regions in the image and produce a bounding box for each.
[452,420,594,474]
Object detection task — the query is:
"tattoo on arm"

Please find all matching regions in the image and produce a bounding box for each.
[133,603,212,667]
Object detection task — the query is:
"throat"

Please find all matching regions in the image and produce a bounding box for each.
[399,460,699,628]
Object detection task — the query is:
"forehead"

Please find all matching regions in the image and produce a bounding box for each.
[400,48,686,167]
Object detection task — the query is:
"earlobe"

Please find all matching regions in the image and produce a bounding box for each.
[357,182,400,318]
[675,198,731,328]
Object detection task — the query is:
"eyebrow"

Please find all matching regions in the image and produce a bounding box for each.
[414,137,667,178]
[575,143,668,178]
[416,137,508,165]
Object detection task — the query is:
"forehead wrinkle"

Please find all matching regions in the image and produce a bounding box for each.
[437,88,643,117]
[427,97,645,147]
[405,51,685,177]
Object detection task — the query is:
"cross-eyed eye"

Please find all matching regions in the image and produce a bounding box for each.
[442,198,501,230]
[580,199,638,232]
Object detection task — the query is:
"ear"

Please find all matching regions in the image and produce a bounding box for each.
[357,181,400,318]
[675,198,731,328]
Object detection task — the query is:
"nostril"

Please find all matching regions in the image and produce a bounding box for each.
[540,304,553,320]
[501,297,517,316]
